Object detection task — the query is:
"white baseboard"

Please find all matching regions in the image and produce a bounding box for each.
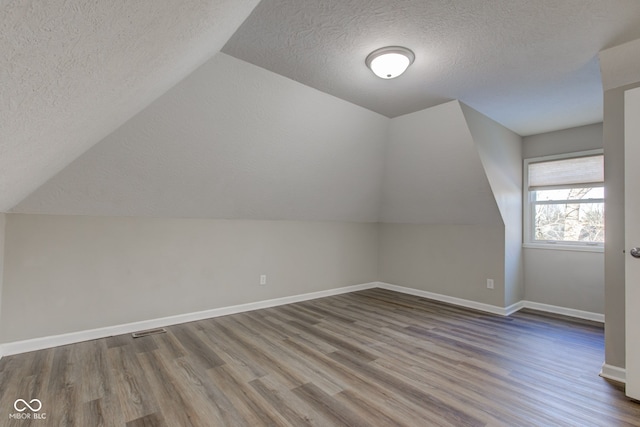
[504,300,525,316]
[375,282,604,322]
[520,301,604,323]
[0,282,378,358]
[0,281,605,359]
[600,363,626,384]
[375,282,512,316]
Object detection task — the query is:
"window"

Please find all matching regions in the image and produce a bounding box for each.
[524,150,604,250]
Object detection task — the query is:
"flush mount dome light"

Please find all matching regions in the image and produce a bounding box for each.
[365,46,415,79]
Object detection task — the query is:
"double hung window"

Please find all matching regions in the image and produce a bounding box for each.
[524,150,604,250]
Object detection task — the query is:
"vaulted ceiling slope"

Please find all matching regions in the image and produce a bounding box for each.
[380,101,502,225]
[6,1,634,216]
[0,0,261,212]
[12,54,389,221]
[13,53,504,226]
[223,0,640,135]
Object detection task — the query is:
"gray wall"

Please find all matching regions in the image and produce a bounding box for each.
[378,223,505,306]
[13,53,388,222]
[603,83,640,369]
[460,104,524,306]
[379,101,501,225]
[522,123,604,314]
[378,101,513,307]
[2,64,520,344]
[0,215,378,342]
[524,249,604,313]
[1,53,388,345]
[522,123,603,158]
[599,36,640,371]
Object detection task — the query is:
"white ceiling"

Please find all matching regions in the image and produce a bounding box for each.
[222,0,640,135]
[13,53,504,225]
[3,0,640,214]
[0,0,260,212]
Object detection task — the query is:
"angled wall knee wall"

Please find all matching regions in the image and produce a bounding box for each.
[378,101,521,307]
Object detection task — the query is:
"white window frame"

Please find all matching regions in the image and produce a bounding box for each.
[523,149,604,252]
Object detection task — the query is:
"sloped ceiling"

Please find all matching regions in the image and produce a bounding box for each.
[5,0,639,218]
[223,0,640,135]
[0,0,260,212]
[14,54,503,226]
[381,101,502,225]
[12,54,389,221]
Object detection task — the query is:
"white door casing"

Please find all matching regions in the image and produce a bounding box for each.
[625,86,640,400]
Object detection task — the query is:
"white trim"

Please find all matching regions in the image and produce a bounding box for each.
[0,282,606,358]
[375,282,512,316]
[375,283,604,322]
[523,149,604,249]
[521,301,604,323]
[504,301,525,316]
[0,282,378,357]
[523,243,604,253]
[600,363,626,384]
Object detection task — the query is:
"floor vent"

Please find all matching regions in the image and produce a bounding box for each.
[132,328,167,338]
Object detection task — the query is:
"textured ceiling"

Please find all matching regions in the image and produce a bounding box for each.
[4,0,640,215]
[13,55,503,225]
[223,0,640,135]
[0,0,260,212]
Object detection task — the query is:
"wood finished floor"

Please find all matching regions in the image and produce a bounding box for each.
[1,288,639,426]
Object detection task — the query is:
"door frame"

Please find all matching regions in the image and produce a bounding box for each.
[624,86,640,400]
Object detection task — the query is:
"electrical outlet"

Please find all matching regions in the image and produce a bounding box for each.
[486,279,494,289]
[260,275,267,285]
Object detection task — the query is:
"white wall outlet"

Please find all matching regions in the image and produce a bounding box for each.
[486,279,494,289]
[259,274,267,285]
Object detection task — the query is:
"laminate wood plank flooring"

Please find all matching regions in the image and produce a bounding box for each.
[1,288,639,426]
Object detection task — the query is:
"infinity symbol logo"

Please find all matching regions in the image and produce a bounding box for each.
[14,399,42,412]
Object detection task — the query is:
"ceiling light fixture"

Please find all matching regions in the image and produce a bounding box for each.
[365,46,415,79]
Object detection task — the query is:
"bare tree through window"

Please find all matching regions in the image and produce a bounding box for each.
[534,187,604,243]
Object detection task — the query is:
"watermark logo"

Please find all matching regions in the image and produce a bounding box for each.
[9,399,46,420]
[14,399,42,412]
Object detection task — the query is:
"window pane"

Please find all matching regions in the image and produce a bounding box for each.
[534,202,604,242]
[534,187,604,202]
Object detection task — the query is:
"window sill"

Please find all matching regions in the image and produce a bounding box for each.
[523,243,604,253]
